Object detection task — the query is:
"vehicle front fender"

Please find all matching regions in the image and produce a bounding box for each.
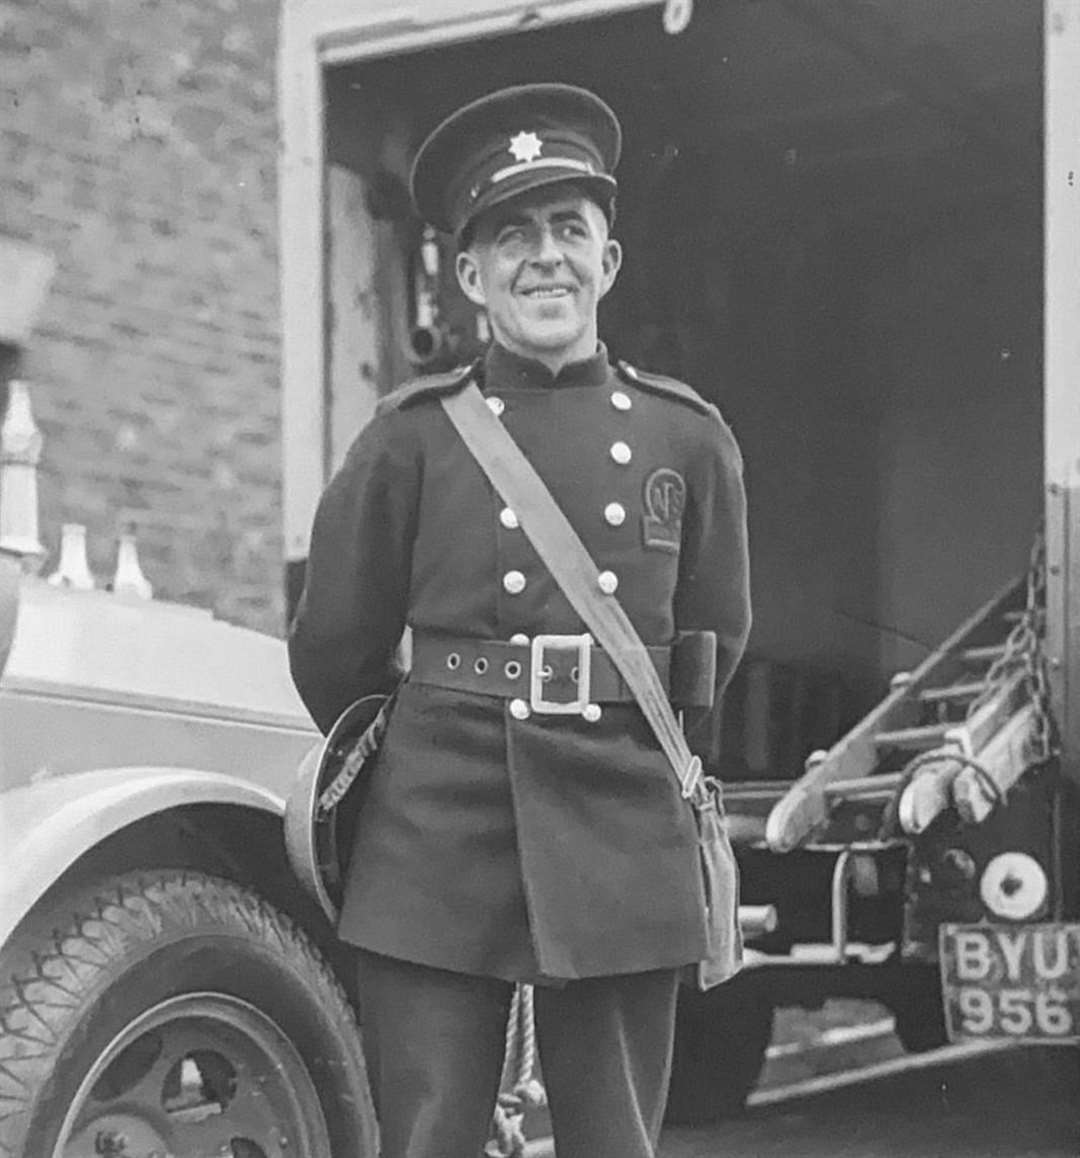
[0,766,285,947]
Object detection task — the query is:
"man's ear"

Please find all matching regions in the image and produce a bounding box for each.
[598,236,623,300]
[455,249,487,308]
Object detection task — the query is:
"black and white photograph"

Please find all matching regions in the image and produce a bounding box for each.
[1,1,1078,1155]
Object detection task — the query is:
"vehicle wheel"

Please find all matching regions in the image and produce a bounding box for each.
[0,869,377,1158]
[891,1007,948,1052]
[664,973,774,1125]
[887,966,948,1053]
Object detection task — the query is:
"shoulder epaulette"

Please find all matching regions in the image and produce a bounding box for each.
[377,363,476,414]
[615,361,711,415]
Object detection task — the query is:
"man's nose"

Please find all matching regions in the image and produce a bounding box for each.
[531,226,564,265]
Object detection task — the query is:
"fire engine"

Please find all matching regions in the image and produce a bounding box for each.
[1,0,1078,1154]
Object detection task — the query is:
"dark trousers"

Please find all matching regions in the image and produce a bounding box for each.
[355,949,680,1158]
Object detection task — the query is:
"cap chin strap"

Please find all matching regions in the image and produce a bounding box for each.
[489,156,596,185]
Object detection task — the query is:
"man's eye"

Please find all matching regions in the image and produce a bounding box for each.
[497,227,525,245]
[559,222,586,239]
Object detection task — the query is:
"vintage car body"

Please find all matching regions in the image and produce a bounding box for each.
[0,568,319,946]
[0,542,373,1158]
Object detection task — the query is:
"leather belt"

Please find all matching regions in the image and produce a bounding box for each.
[410,630,716,711]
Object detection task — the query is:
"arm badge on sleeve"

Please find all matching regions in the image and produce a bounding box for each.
[642,467,686,552]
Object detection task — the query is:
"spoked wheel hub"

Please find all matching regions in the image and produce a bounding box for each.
[56,993,330,1158]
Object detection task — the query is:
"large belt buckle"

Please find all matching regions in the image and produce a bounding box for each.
[529,633,593,715]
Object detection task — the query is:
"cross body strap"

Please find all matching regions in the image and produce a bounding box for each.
[441,381,708,806]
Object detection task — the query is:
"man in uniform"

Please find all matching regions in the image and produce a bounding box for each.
[288,84,751,1158]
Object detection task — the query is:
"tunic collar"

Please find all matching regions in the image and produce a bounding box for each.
[481,342,611,391]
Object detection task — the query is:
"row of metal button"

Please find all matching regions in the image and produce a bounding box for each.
[485,390,634,417]
[502,569,618,595]
[490,387,631,720]
[501,502,626,530]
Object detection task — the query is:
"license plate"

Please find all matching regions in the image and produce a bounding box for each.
[939,922,1080,1041]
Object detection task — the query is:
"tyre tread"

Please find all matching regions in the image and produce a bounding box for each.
[0,869,368,1157]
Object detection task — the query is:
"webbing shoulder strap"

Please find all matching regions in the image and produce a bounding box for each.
[441,381,706,805]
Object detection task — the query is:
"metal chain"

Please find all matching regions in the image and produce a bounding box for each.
[965,526,1057,762]
[1024,530,1057,761]
[880,529,1059,840]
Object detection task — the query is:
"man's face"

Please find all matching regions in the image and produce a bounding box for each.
[455,185,622,368]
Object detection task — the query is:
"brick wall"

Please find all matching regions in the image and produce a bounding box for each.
[0,0,284,634]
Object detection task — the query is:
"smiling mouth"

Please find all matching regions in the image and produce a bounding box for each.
[520,285,575,299]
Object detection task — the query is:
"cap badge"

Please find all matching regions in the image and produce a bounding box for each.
[508,131,544,164]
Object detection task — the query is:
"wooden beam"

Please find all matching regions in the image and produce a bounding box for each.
[1045,2,1080,785]
[278,20,328,566]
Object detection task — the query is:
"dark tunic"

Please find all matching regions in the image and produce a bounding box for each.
[288,343,751,982]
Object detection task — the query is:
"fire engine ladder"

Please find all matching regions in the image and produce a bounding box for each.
[759,567,1051,857]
